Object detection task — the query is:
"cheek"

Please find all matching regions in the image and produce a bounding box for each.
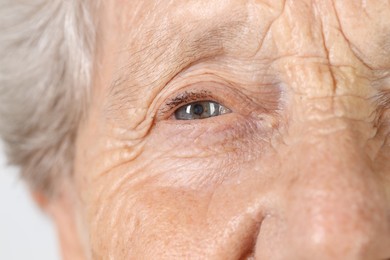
[79,114,278,258]
[84,160,281,259]
[85,186,209,258]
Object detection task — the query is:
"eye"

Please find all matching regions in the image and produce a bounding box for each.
[174,101,231,120]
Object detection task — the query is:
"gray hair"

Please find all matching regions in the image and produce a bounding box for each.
[0,0,97,195]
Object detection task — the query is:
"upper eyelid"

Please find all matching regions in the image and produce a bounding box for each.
[165,91,213,110]
[154,79,259,121]
[158,90,219,118]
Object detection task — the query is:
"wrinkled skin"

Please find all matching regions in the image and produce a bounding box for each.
[47,0,390,259]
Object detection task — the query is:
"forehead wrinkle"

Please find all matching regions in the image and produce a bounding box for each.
[108,13,249,105]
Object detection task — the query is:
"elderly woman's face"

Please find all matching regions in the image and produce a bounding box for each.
[53,0,390,259]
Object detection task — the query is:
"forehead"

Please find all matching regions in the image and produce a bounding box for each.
[108,0,390,65]
[102,0,390,102]
[111,0,390,46]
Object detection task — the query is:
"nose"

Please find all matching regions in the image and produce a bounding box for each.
[254,124,390,260]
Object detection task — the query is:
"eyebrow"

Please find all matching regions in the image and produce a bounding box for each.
[109,13,248,99]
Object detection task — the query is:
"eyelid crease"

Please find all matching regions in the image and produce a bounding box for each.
[154,77,283,123]
[161,90,215,114]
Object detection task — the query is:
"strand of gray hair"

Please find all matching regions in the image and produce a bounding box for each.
[0,0,97,195]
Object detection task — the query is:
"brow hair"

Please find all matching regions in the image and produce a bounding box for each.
[108,15,247,102]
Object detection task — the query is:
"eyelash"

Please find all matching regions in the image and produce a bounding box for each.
[161,90,220,118]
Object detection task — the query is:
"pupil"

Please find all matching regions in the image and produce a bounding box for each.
[193,104,204,116]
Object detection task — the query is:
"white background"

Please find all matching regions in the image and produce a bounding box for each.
[0,141,60,260]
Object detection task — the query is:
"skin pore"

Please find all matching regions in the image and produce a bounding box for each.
[47,0,390,259]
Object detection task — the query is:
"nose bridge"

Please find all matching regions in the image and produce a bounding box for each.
[274,123,390,259]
